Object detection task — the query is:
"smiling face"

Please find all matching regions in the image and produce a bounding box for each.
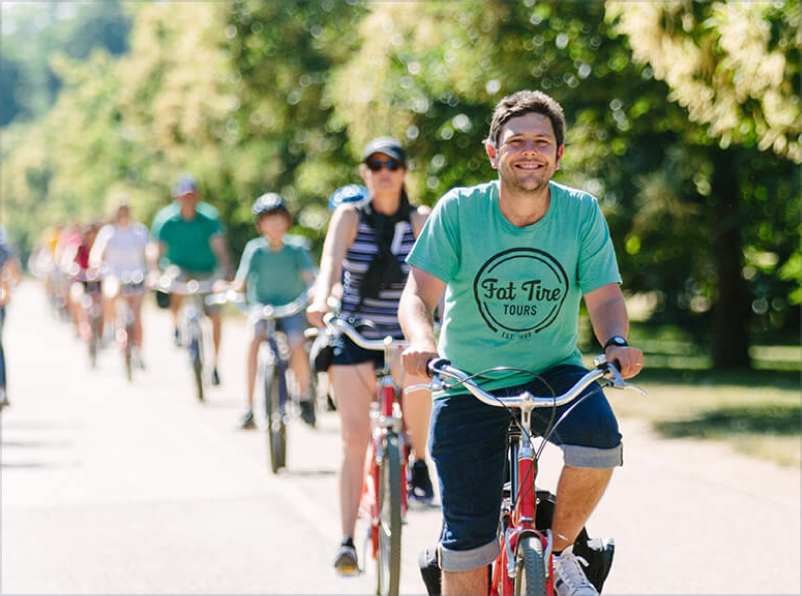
[487,111,564,194]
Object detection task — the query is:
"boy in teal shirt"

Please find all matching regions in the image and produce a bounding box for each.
[231,193,316,429]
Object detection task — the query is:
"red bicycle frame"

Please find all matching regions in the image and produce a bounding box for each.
[491,434,553,596]
[368,378,409,558]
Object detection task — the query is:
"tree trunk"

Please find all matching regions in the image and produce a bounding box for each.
[711,149,751,370]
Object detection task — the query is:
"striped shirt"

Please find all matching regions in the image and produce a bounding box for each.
[340,210,415,339]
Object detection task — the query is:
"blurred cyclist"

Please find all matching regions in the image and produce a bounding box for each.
[149,175,232,385]
[90,200,149,367]
[228,193,317,429]
[0,228,22,408]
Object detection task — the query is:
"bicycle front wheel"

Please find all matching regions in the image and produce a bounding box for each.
[376,432,402,596]
[513,535,547,596]
[264,364,286,473]
[123,321,133,382]
[188,334,204,402]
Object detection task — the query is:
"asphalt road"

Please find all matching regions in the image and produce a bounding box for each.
[2,280,800,594]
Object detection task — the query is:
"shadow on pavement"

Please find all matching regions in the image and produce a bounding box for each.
[634,367,800,390]
[1,439,74,449]
[654,402,801,439]
[283,469,336,478]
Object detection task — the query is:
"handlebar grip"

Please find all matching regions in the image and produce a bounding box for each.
[427,357,451,375]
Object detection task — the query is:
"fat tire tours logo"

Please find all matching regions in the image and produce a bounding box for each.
[473,248,569,340]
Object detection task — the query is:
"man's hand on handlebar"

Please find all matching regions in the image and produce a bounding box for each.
[604,345,644,380]
[402,344,439,378]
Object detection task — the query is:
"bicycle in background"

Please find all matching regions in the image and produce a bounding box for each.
[72,270,104,368]
[422,356,646,596]
[209,291,313,474]
[103,272,146,381]
[156,272,216,402]
[324,313,410,596]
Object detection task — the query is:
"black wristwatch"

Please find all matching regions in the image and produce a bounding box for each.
[603,335,628,350]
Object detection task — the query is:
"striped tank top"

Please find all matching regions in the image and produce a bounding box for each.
[340,209,415,339]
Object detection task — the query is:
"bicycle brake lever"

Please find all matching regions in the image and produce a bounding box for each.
[605,372,648,396]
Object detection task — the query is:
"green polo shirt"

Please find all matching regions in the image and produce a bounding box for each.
[151,202,224,273]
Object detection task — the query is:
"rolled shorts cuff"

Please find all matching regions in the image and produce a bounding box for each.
[439,538,499,572]
[562,443,623,468]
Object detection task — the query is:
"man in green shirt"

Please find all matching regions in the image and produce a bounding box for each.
[150,175,231,384]
[399,91,643,596]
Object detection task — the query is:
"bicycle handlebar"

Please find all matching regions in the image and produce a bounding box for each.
[154,276,216,296]
[206,290,309,320]
[322,312,408,352]
[426,356,646,410]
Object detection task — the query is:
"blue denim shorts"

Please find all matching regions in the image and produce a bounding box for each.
[430,364,623,572]
[250,311,307,346]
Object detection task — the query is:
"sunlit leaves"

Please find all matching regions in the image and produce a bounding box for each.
[607,1,801,162]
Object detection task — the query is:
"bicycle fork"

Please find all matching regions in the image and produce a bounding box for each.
[495,407,554,596]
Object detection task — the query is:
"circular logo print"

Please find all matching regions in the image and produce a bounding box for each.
[473,248,569,335]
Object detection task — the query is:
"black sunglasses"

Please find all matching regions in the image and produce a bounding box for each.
[367,159,402,172]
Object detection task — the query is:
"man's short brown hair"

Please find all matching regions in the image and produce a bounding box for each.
[485,90,566,150]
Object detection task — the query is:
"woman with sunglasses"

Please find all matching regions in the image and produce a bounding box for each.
[307,137,434,575]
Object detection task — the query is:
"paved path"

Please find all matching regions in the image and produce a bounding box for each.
[2,280,799,594]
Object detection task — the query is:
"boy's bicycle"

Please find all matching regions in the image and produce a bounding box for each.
[423,356,646,596]
[156,273,216,402]
[323,313,409,596]
[210,291,312,474]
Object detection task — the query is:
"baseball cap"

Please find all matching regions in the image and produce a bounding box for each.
[362,137,406,164]
[173,174,198,197]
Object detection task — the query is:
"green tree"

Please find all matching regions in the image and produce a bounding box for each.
[0,1,132,125]
[607,1,801,366]
[328,1,800,368]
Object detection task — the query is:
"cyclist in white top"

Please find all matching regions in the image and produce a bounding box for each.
[89,201,149,364]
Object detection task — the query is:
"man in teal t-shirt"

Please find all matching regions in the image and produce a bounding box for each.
[399,91,644,595]
[149,174,232,384]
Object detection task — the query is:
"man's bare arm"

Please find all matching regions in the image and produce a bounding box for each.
[399,267,446,377]
[584,283,643,379]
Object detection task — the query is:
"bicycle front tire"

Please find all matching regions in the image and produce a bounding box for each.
[123,321,133,382]
[376,432,402,596]
[188,336,204,402]
[264,364,286,473]
[513,534,547,596]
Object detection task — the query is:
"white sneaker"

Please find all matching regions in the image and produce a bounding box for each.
[553,545,597,596]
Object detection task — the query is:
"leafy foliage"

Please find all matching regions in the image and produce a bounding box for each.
[1,0,798,367]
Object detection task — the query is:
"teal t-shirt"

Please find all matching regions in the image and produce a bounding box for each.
[407,180,621,394]
[235,236,315,305]
[151,202,224,273]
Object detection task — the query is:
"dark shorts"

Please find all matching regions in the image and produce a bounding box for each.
[331,334,386,368]
[430,364,623,572]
